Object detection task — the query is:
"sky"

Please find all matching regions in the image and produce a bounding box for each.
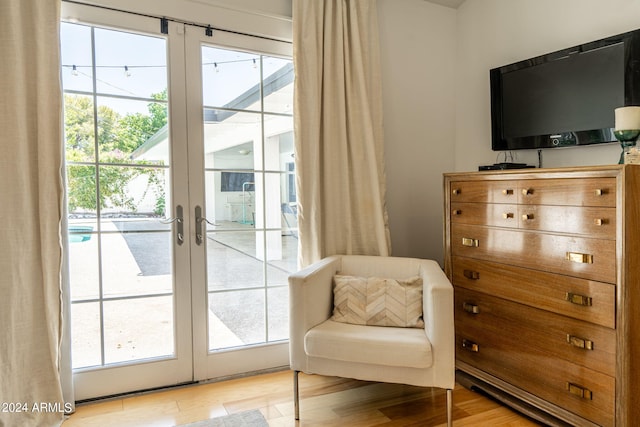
[60,21,291,116]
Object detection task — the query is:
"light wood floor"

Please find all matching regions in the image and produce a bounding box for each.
[62,370,542,426]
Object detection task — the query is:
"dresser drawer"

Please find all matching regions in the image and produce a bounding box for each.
[449,180,519,203]
[455,288,616,376]
[450,202,518,228]
[452,256,615,328]
[449,177,617,207]
[518,178,616,207]
[518,205,616,239]
[451,224,616,283]
[455,292,615,426]
[451,203,616,238]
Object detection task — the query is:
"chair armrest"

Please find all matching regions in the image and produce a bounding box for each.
[420,260,455,384]
[289,255,342,369]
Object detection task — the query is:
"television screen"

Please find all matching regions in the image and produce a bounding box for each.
[220,172,254,192]
[491,29,640,151]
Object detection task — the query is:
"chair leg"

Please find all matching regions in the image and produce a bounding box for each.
[446,388,453,427]
[293,370,300,420]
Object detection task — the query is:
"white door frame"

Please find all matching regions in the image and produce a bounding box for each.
[62,2,194,400]
[184,25,292,381]
[63,2,294,399]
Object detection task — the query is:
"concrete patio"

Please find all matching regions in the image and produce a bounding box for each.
[68,217,297,369]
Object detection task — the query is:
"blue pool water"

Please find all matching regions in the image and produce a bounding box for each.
[69,226,93,243]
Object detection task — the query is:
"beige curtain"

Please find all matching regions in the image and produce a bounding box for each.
[0,1,66,426]
[293,0,391,267]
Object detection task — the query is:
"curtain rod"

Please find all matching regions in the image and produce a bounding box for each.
[61,0,292,44]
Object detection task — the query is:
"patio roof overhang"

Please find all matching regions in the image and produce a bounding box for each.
[131,62,293,161]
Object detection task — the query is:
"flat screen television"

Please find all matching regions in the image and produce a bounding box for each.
[490,29,640,151]
[220,172,254,192]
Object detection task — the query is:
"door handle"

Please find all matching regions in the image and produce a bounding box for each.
[175,205,184,245]
[195,205,217,246]
[195,205,204,246]
[159,205,184,245]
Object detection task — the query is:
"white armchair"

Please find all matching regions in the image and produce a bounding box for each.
[289,255,455,426]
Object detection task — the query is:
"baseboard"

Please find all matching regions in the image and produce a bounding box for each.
[456,370,572,427]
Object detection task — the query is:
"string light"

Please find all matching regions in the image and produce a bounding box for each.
[62,56,268,77]
[202,57,261,74]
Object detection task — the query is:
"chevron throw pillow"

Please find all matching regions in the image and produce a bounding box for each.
[331,275,424,328]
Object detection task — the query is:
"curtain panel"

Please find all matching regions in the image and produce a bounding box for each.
[293,0,391,267]
[0,1,66,426]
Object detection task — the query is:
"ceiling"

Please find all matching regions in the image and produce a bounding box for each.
[424,0,466,9]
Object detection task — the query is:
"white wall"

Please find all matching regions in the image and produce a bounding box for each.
[378,0,457,263]
[455,0,640,172]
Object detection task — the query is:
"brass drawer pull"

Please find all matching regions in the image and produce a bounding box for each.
[462,237,479,247]
[594,218,607,226]
[452,189,461,195]
[502,212,514,219]
[463,302,480,314]
[463,269,480,280]
[566,334,594,350]
[566,382,593,400]
[566,252,593,264]
[566,292,593,307]
[521,213,534,221]
[462,339,479,353]
[502,189,514,195]
[522,188,533,196]
[594,188,605,196]
[452,209,462,215]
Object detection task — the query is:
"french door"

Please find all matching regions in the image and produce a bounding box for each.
[184,27,295,380]
[61,3,295,400]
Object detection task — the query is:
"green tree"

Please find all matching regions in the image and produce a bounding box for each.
[65,90,168,215]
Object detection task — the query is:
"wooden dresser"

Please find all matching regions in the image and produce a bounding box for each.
[443,165,640,426]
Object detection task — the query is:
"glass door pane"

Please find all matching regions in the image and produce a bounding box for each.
[61,10,192,399]
[64,21,173,368]
[187,30,295,378]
